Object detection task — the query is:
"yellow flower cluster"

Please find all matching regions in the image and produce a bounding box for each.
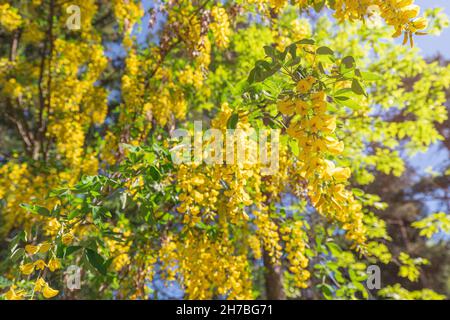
[0,3,22,32]
[0,163,58,235]
[252,208,282,263]
[281,221,310,288]
[160,232,253,299]
[169,103,292,296]
[146,86,188,127]
[10,241,61,299]
[105,222,132,272]
[63,1,99,40]
[112,0,144,38]
[178,66,204,89]
[120,49,144,118]
[269,0,288,12]
[2,78,23,98]
[4,285,25,300]
[166,1,212,70]
[210,6,231,49]
[247,0,427,46]
[48,39,107,168]
[176,166,221,226]
[279,80,366,249]
[333,0,427,46]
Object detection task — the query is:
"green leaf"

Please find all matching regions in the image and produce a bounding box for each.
[316,46,334,56]
[68,210,82,220]
[264,45,277,61]
[318,62,326,74]
[354,282,369,299]
[360,71,382,81]
[20,204,51,217]
[289,139,299,156]
[341,56,356,69]
[85,249,107,275]
[351,78,366,96]
[8,230,26,251]
[149,165,161,181]
[65,246,83,256]
[285,56,301,67]
[334,88,353,96]
[298,39,315,45]
[326,242,342,256]
[335,96,361,110]
[10,248,25,262]
[313,0,326,12]
[227,113,239,130]
[285,43,297,59]
[318,283,334,300]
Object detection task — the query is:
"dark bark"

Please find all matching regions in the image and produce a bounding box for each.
[263,250,286,300]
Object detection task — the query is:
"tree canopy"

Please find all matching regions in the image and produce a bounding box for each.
[0,0,449,300]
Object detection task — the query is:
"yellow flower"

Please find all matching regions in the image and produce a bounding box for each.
[312,100,327,114]
[48,258,61,272]
[325,137,344,155]
[210,6,231,48]
[305,76,316,85]
[38,242,51,253]
[42,284,59,299]
[278,99,296,115]
[47,219,61,234]
[321,116,336,133]
[25,244,39,255]
[411,17,428,31]
[34,277,47,292]
[0,4,23,32]
[311,91,325,102]
[34,259,46,270]
[401,5,420,20]
[397,0,414,8]
[331,167,351,182]
[62,233,74,245]
[295,100,309,116]
[296,77,314,94]
[20,262,35,275]
[5,286,25,300]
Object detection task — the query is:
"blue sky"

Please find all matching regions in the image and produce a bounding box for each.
[406,1,449,175]
[414,0,450,57]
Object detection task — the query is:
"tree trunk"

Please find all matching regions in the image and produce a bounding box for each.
[263,250,286,300]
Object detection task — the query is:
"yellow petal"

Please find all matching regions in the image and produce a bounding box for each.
[401,5,420,20]
[25,245,39,255]
[20,263,35,275]
[42,285,59,299]
[5,286,25,300]
[34,259,47,270]
[332,167,351,182]
[62,233,74,245]
[278,100,296,115]
[38,242,51,253]
[48,258,61,272]
[34,278,47,292]
[412,17,428,30]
